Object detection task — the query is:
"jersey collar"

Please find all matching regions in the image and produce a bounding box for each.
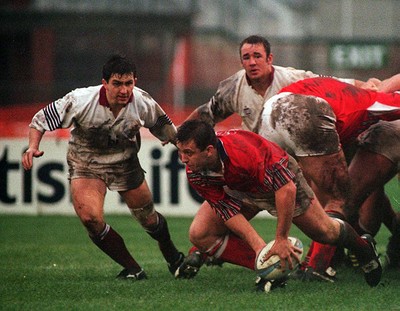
[216,138,228,162]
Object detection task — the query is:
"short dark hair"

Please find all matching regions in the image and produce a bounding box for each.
[176,120,217,151]
[102,54,137,81]
[239,35,271,57]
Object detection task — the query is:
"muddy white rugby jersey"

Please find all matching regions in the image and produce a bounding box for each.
[29,85,176,167]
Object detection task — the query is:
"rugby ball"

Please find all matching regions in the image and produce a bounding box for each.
[255,237,303,280]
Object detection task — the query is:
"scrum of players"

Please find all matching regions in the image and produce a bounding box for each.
[173,35,400,292]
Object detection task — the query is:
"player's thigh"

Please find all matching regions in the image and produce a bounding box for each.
[121,179,153,209]
[350,120,399,192]
[71,178,107,227]
[189,201,228,240]
[349,149,396,208]
[292,199,338,244]
[298,150,349,196]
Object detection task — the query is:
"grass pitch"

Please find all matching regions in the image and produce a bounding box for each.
[1,179,399,310]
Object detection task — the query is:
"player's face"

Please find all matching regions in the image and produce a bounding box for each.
[240,43,273,82]
[102,73,135,105]
[176,139,212,173]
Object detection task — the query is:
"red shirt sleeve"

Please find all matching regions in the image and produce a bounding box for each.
[186,170,242,221]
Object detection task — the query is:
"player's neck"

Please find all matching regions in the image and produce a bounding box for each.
[109,103,126,118]
[209,155,223,173]
[251,75,271,96]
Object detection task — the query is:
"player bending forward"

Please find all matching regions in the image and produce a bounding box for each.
[259,77,400,277]
[174,120,382,291]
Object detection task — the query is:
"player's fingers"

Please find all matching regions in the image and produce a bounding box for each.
[22,150,44,170]
[22,151,32,170]
[292,246,302,263]
[285,254,294,270]
[262,250,273,262]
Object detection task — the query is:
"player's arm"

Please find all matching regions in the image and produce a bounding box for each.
[150,113,177,145]
[377,73,400,92]
[22,93,77,169]
[196,180,266,254]
[22,128,45,170]
[354,79,380,91]
[334,77,380,91]
[145,100,177,145]
[224,213,266,255]
[183,104,216,126]
[270,181,300,269]
[274,181,296,241]
[255,151,296,248]
[182,85,235,127]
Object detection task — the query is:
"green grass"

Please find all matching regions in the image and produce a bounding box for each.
[1,179,399,310]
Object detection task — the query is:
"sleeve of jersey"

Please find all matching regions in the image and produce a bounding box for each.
[206,75,239,124]
[29,93,75,132]
[263,157,295,191]
[187,172,242,222]
[209,197,242,222]
[140,94,177,142]
[149,107,177,142]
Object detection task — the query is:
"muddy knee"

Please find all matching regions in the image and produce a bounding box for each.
[129,201,156,226]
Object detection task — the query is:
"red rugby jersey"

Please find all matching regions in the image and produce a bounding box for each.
[186,130,295,221]
[280,77,400,145]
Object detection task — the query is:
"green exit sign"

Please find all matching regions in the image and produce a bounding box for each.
[329,43,388,69]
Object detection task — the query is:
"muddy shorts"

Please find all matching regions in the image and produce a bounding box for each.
[225,155,315,218]
[357,120,400,171]
[67,152,145,191]
[260,92,341,157]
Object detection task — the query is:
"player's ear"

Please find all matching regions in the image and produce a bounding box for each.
[101,78,108,87]
[206,145,214,154]
[267,53,273,63]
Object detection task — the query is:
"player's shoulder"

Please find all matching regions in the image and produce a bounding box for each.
[212,70,246,102]
[273,65,317,77]
[58,85,101,106]
[133,85,148,96]
[217,128,254,138]
[132,86,156,102]
[70,85,102,95]
[271,66,318,92]
[218,130,265,152]
[218,69,246,87]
